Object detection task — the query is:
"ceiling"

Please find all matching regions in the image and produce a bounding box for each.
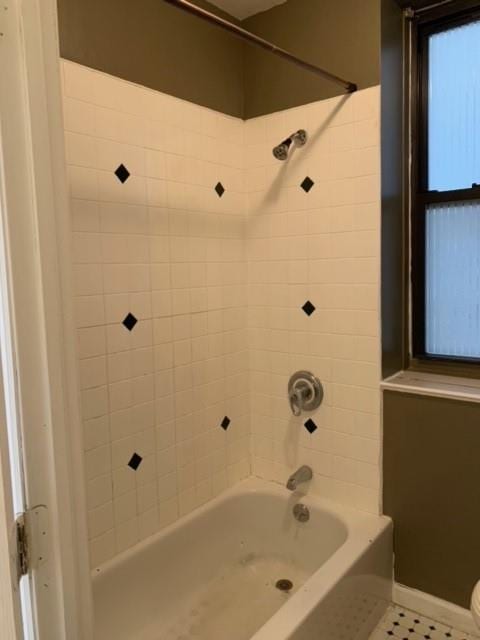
[208,0,288,20]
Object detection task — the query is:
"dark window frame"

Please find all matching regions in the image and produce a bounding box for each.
[410,1,480,377]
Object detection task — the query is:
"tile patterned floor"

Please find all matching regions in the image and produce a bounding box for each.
[369,605,479,640]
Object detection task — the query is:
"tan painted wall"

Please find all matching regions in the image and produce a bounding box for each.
[57,0,245,117]
[379,1,479,611]
[243,0,381,118]
[57,0,381,119]
[383,390,480,608]
[381,0,405,377]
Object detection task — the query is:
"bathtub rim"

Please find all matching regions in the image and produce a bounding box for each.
[92,476,391,581]
[92,477,392,640]
[251,507,393,639]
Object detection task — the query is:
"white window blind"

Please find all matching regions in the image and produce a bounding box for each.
[426,201,480,357]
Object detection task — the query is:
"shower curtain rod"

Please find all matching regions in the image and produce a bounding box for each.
[405,0,455,16]
[162,0,358,93]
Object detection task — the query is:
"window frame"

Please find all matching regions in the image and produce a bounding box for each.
[410,1,480,376]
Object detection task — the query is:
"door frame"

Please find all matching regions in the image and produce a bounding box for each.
[0,365,23,638]
[0,0,93,637]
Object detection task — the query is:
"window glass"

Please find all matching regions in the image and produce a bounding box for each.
[426,200,480,357]
[428,20,480,191]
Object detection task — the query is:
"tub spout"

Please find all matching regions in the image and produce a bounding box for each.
[286,465,313,491]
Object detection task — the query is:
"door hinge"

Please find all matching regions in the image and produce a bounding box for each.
[15,514,28,579]
[14,505,48,582]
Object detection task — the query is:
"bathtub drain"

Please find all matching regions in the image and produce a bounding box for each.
[275,579,293,592]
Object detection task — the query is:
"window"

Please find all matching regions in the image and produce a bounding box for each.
[412,5,480,367]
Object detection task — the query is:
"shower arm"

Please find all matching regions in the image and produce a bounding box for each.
[162,0,358,94]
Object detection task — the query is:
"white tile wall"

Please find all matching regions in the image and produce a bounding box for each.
[245,88,381,514]
[62,60,250,568]
[62,59,381,567]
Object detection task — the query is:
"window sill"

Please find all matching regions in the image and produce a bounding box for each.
[381,370,480,404]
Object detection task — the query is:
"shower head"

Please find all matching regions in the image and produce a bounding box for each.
[272,129,307,161]
[273,138,292,161]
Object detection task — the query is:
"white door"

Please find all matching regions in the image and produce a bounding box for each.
[0,0,94,638]
[0,363,24,638]
[0,175,46,640]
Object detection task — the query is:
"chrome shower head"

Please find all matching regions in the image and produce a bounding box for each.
[273,139,292,161]
[272,129,307,161]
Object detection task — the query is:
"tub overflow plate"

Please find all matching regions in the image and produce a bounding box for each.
[293,503,310,522]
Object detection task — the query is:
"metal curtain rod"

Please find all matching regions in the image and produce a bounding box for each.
[405,0,455,16]
[162,0,357,93]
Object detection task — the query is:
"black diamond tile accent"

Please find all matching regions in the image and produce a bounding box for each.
[115,163,130,183]
[122,312,138,331]
[220,416,231,430]
[215,182,225,197]
[128,452,142,470]
[302,300,316,316]
[300,176,314,193]
[304,418,317,434]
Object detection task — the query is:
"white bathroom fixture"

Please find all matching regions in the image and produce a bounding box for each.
[93,478,392,640]
[472,581,480,630]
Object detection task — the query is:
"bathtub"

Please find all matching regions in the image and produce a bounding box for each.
[93,478,392,640]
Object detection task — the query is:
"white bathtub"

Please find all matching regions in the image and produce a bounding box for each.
[93,478,392,640]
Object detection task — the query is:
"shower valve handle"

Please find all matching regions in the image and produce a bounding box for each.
[287,371,323,417]
[289,381,312,417]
